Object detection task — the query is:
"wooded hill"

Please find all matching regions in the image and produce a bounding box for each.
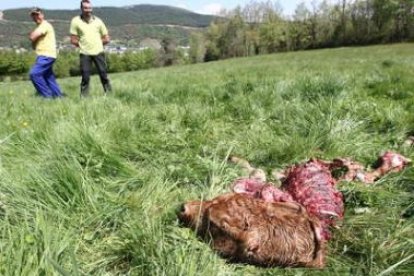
[0,4,217,48]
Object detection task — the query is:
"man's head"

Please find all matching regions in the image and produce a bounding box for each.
[29,7,44,24]
[80,0,93,17]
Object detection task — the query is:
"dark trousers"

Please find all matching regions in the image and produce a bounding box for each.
[80,53,111,96]
[30,56,63,98]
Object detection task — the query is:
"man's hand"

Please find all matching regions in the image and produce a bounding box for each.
[102,34,110,45]
[70,35,80,47]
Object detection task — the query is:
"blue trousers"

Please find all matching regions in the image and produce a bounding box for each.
[30,56,63,98]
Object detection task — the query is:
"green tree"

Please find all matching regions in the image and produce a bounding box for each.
[204,21,223,61]
[189,32,206,63]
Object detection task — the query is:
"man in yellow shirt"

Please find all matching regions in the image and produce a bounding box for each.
[29,8,63,98]
[70,0,112,97]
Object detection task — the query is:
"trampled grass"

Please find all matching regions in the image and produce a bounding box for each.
[0,43,413,275]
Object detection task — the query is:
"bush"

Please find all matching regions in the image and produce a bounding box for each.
[0,48,175,81]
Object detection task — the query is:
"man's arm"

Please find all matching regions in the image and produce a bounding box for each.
[99,20,110,45]
[29,30,44,43]
[69,18,79,47]
[102,34,110,45]
[70,35,80,47]
[29,30,44,50]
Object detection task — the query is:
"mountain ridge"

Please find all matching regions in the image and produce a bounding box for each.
[2,4,217,27]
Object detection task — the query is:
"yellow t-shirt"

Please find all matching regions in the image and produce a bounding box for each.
[70,15,108,55]
[34,20,57,58]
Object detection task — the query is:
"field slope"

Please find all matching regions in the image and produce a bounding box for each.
[0,44,413,275]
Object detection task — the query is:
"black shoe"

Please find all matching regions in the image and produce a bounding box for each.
[104,83,112,93]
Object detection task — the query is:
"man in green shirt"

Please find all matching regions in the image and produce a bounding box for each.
[70,0,112,97]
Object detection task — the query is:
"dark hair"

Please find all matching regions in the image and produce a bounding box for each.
[29,7,42,15]
[80,0,90,9]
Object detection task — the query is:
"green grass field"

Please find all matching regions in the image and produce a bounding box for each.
[0,43,413,275]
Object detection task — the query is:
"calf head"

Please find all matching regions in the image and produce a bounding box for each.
[178,198,211,232]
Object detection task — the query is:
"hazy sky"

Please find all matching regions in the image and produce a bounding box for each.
[0,1,316,15]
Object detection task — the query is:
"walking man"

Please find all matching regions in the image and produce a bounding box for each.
[29,7,64,98]
[70,0,112,97]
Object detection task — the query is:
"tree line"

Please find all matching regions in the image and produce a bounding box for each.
[189,0,414,62]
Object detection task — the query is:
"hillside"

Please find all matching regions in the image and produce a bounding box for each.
[0,44,413,275]
[0,4,217,47]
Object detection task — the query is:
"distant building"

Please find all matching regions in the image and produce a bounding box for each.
[106,46,128,54]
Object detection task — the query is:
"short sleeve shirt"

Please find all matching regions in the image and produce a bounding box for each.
[34,20,57,58]
[70,15,108,55]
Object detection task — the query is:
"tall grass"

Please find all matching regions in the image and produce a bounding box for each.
[0,43,413,275]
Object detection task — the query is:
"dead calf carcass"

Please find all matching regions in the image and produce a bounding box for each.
[178,193,325,268]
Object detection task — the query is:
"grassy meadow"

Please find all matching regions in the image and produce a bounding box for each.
[0,43,413,275]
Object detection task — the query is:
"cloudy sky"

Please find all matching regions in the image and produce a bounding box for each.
[0,0,317,15]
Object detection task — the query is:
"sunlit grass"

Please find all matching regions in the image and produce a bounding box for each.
[0,43,413,275]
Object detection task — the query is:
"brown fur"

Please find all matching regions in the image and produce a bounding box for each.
[178,193,325,268]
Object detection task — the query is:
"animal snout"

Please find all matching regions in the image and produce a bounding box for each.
[178,204,187,215]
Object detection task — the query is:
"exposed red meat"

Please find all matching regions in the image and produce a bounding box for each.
[282,159,344,240]
[232,178,294,202]
[231,158,341,240]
